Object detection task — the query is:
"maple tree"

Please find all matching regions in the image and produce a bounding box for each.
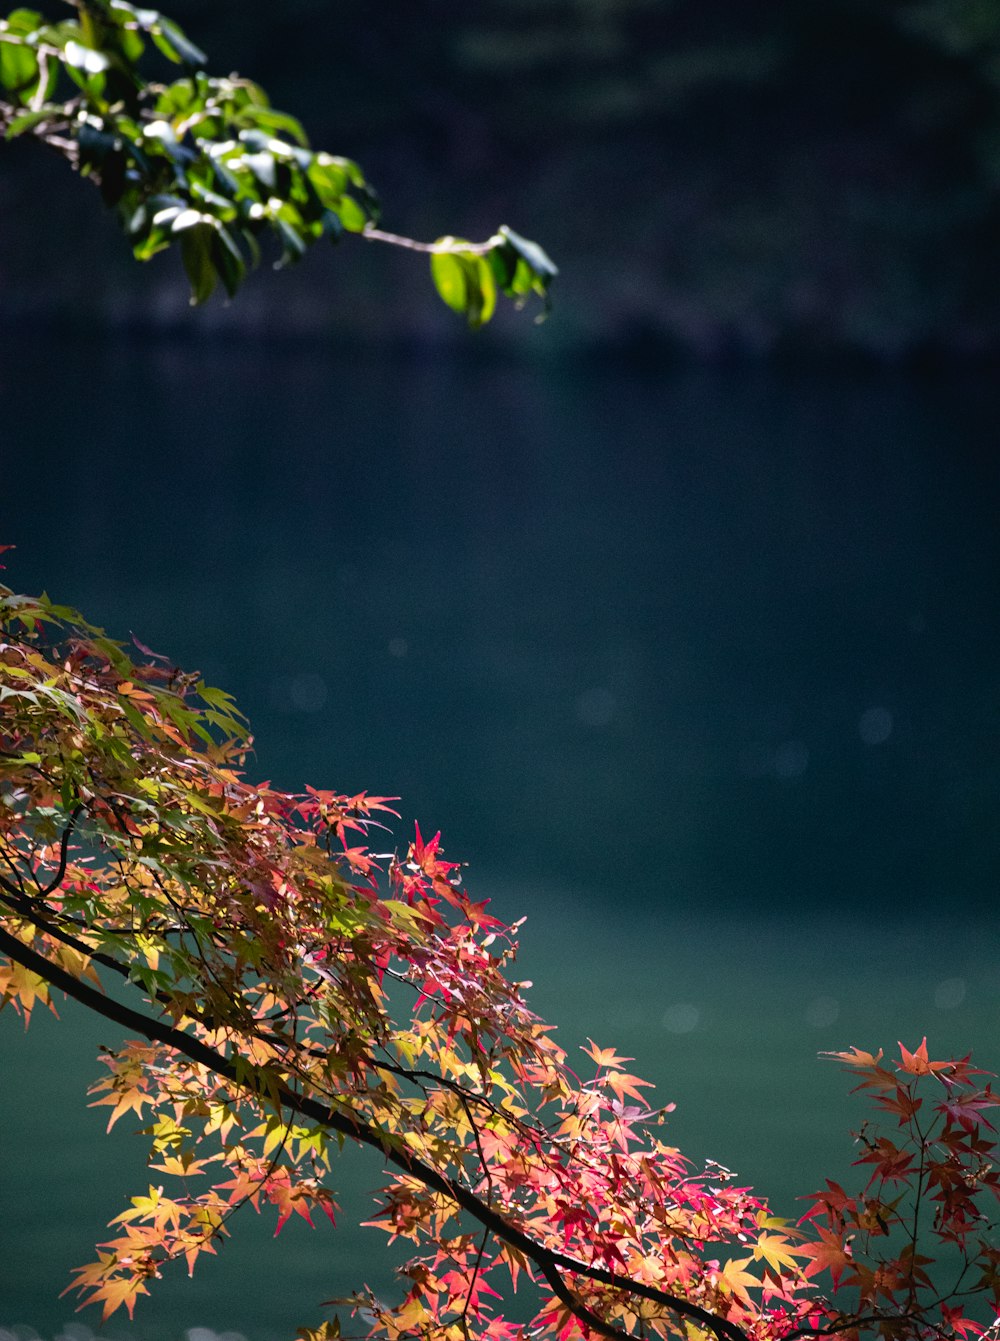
[2,573,1000,1341]
[0,0,557,322]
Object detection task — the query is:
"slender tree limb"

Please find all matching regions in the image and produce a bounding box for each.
[37,803,83,895]
[361,226,496,256]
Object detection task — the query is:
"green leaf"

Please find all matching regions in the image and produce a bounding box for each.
[117,24,144,63]
[489,227,558,315]
[197,682,243,714]
[4,105,54,138]
[321,209,343,242]
[497,225,558,282]
[4,8,42,31]
[210,157,244,199]
[171,207,212,233]
[430,246,467,315]
[335,194,368,232]
[468,254,497,327]
[108,1,160,28]
[238,224,262,269]
[150,16,205,67]
[430,245,497,328]
[0,32,38,94]
[272,216,306,268]
[142,117,191,162]
[209,224,246,298]
[140,192,185,223]
[238,128,275,154]
[244,106,309,149]
[132,222,172,260]
[307,157,349,205]
[77,122,118,171]
[189,179,237,218]
[487,239,518,291]
[154,74,197,119]
[242,151,276,191]
[179,219,218,304]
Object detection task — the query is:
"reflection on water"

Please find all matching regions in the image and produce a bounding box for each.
[0,340,997,1338]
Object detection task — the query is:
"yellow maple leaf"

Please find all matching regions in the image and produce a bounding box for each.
[716,1256,761,1301]
[753,1232,805,1275]
[89,1086,153,1131]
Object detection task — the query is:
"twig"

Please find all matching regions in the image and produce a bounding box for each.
[362,225,498,257]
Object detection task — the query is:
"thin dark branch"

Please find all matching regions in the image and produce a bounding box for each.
[37,803,83,895]
[459,1227,491,1337]
[0,844,28,899]
[785,1310,922,1341]
[0,877,133,983]
[536,1258,636,1341]
[460,1091,494,1201]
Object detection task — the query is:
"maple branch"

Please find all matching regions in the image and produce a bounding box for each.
[375,1053,549,1158]
[0,843,29,900]
[784,1310,922,1341]
[908,1099,929,1312]
[535,1257,638,1341]
[36,803,83,895]
[459,1226,490,1337]
[460,1090,494,1201]
[0,866,122,967]
[0,923,750,1341]
[0,861,366,1080]
[0,873,174,996]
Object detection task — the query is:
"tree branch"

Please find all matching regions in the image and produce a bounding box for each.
[361,226,498,257]
[37,804,83,895]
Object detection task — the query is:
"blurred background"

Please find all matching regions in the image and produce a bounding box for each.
[1,2,998,1340]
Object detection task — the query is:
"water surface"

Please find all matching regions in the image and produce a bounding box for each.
[1,342,997,1339]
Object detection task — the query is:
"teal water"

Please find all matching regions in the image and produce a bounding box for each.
[0,342,997,1339]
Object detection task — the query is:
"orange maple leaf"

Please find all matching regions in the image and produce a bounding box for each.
[606,1069,654,1105]
[582,1040,634,1069]
[802,1227,852,1288]
[897,1037,953,1077]
[821,1046,884,1068]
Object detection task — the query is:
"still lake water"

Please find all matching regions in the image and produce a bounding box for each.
[0,340,997,1340]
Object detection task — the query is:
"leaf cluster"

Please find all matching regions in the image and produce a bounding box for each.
[799,1044,1000,1340]
[0,0,556,319]
[1,583,999,1341]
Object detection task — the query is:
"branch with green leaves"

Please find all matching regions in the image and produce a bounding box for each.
[0,0,557,323]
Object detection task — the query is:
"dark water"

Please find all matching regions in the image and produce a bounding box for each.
[1,341,998,1340]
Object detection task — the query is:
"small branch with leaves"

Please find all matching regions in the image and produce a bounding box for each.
[0,0,556,323]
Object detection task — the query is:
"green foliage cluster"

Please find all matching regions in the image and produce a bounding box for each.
[0,0,556,322]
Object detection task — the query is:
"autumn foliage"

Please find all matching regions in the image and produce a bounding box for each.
[1,578,999,1341]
